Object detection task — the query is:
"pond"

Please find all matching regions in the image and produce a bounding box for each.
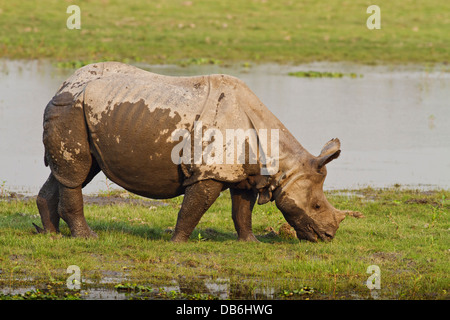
[0,59,449,195]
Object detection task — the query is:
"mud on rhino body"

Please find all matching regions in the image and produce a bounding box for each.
[35,62,362,242]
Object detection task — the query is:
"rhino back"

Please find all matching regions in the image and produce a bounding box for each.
[83,73,210,198]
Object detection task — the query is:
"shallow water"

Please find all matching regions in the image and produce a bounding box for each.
[0,59,449,195]
[0,276,368,300]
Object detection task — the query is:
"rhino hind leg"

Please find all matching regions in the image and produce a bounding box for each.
[230,188,259,242]
[55,158,100,238]
[171,180,223,242]
[57,184,97,238]
[35,173,60,234]
[38,94,98,238]
[36,163,100,238]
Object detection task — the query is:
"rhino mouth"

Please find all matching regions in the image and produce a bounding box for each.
[276,197,335,242]
[295,224,334,242]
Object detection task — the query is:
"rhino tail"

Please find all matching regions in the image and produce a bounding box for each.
[32,223,45,234]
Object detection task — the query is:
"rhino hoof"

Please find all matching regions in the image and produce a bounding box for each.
[72,229,98,238]
[238,234,260,242]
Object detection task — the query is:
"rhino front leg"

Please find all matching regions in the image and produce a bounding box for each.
[171,180,223,242]
[230,188,259,242]
[35,173,60,233]
[58,184,97,238]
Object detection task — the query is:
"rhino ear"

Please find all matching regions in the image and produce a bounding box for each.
[319,138,340,157]
[258,189,272,205]
[317,138,341,169]
[248,175,271,189]
[247,175,274,205]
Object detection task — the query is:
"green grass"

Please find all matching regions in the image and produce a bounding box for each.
[0,188,448,299]
[0,0,448,66]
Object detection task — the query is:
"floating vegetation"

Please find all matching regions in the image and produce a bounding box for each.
[155,289,219,300]
[288,70,362,78]
[114,283,218,300]
[115,283,153,293]
[0,288,82,300]
[178,57,223,67]
[280,286,316,298]
[55,60,93,69]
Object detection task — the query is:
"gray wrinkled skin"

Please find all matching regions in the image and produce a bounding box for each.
[35,62,363,242]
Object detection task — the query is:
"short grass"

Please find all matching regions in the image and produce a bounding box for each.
[0,0,448,65]
[0,187,448,299]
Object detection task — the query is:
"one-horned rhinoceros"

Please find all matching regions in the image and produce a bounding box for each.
[35,62,362,242]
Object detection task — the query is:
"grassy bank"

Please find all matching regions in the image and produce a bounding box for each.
[0,0,448,66]
[0,188,448,300]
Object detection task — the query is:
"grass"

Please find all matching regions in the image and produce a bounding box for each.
[0,187,448,300]
[0,0,449,66]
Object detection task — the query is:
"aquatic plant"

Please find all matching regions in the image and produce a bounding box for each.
[288,71,362,78]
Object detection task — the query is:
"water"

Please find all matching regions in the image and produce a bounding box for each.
[0,276,331,300]
[1,59,449,195]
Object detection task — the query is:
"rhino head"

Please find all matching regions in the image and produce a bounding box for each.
[271,138,347,242]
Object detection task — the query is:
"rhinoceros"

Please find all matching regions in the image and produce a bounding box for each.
[35,62,362,242]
